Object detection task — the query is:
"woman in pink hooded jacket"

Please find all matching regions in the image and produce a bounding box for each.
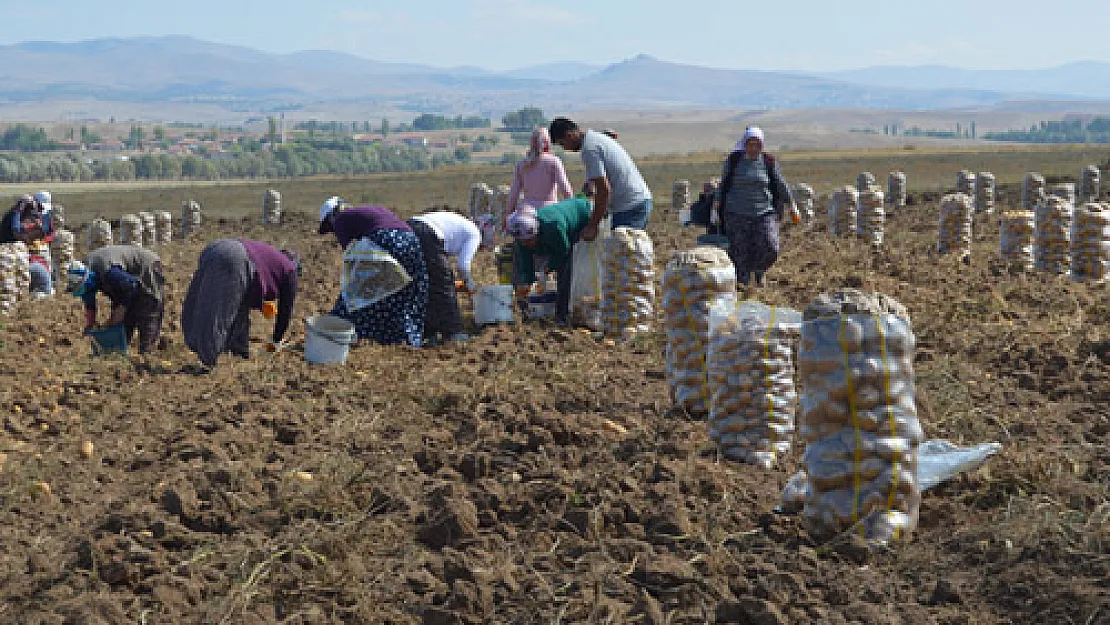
[505,128,574,229]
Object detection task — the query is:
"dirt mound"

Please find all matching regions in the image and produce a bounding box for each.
[0,206,1106,624]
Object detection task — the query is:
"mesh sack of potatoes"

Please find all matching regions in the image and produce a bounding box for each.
[1069,202,1110,282]
[662,247,737,416]
[1080,165,1100,203]
[156,211,173,244]
[600,227,655,337]
[181,200,202,238]
[87,218,113,251]
[1049,183,1076,205]
[672,180,690,211]
[956,170,976,197]
[798,289,923,544]
[50,204,66,231]
[937,193,973,258]
[999,211,1035,270]
[975,172,995,214]
[856,172,878,193]
[791,183,816,221]
[263,189,282,225]
[468,183,493,221]
[0,242,31,315]
[491,185,512,231]
[707,300,802,469]
[887,172,907,208]
[829,186,858,236]
[857,190,885,247]
[1034,196,1073,274]
[50,229,76,281]
[1022,173,1046,212]
[138,212,157,247]
[119,214,143,246]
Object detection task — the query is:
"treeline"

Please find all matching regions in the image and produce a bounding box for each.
[1,125,60,151]
[0,143,461,183]
[985,118,1110,143]
[411,114,491,131]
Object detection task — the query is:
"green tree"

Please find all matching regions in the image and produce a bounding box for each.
[501,107,547,131]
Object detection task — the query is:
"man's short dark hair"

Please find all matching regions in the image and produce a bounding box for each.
[548,117,578,142]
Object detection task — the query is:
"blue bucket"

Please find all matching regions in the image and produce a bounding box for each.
[85,324,129,355]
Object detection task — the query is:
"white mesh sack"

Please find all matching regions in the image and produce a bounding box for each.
[600,227,655,338]
[662,247,737,416]
[138,212,157,247]
[975,172,995,214]
[263,189,282,225]
[798,289,923,544]
[707,300,801,469]
[50,229,76,282]
[887,172,907,209]
[181,200,202,238]
[792,183,816,221]
[1034,195,1073,274]
[857,190,885,247]
[856,172,878,193]
[155,211,173,244]
[1022,173,1046,212]
[0,242,30,315]
[829,186,858,237]
[1080,165,1100,203]
[1070,202,1110,283]
[119,214,143,247]
[1049,183,1076,205]
[937,193,973,258]
[999,211,1035,270]
[956,170,976,197]
[87,218,113,252]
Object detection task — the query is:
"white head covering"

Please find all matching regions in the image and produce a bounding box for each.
[506,207,540,240]
[734,126,765,152]
[65,261,87,291]
[33,190,52,211]
[319,196,342,224]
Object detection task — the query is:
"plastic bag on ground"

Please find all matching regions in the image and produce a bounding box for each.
[341,237,412,310]
[569,232,606,331]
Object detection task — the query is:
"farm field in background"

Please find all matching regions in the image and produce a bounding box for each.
[0,145,1106,624]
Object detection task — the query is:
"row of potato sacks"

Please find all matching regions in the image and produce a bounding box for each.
[0,242,31,315]
[600,227,655,338]
[662,247,736,416]
[118,212,174,248]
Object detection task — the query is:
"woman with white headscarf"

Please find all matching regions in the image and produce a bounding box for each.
[712,126,795,287]
[506,128,574,225]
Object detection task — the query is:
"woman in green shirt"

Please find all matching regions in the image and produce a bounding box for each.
[506,196,592,326]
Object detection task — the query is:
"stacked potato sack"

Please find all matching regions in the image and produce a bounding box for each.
[1022,173,1046,212]
[975,172,996,214]
[956,170,976,197]
[672,180,690,212]
[999,210,1036,270]
[50,230,76,282]
[798,289,923,544]
[707,301,801,469]
[1049,183,1076,205]
[119,214,144,246]
[829,186,859,236]
[491,185,512,231]
[1069,202,1110,282]
[263,189,282,225]
[181,200,202,238]
[156,211,173,244]
[1034,196,1073,274]
[792,184,816,221]
[857,190,885,247]
[87,218,113,252]
[138,212,157,247]
[50,204,66,231]
[1080,165,1100,203]
[937,193,973,258]
[0,242,30,315]
[887,172,907,209]
[856,172,878,193]
[662,247,736,416]
[600,227,655,338]
[468,183,493,221]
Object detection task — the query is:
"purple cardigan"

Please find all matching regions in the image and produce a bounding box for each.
[240,239,298,343]
[332,206,411,249]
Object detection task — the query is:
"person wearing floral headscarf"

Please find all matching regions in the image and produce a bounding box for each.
[506,127,574,225]
[505,196,592,326]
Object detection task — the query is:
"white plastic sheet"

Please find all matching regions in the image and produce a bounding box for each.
[341,237,412,310]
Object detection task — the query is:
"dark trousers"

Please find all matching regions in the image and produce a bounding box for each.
[408,220,463,337]
[555,246,575,325]
[125,293,164,353]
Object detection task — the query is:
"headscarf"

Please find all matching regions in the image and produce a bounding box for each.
[506,207,540,240]
[317,196,345,234]
[733,126,765,152]
[523,128,551,170]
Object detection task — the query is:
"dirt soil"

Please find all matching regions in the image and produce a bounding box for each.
[0,192,1107,624]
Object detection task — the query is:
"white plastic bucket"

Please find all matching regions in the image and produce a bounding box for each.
[679,208,691,225]
[473,285,515,325]
[304,315,356,364]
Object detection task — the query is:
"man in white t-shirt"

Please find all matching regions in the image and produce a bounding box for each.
[549,117,653,241]
[407,210,483,345]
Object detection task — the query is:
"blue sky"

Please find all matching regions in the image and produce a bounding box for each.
[3,0,1109,71]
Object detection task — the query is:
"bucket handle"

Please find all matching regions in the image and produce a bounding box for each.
[306,320,358,347]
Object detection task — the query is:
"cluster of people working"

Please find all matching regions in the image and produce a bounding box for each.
[4,117,796,368]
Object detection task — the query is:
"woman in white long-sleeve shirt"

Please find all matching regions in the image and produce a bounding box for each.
[407,210,484,345]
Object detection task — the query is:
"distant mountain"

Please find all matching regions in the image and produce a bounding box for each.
[815,62,1110,99]
[0,36,1107,120]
